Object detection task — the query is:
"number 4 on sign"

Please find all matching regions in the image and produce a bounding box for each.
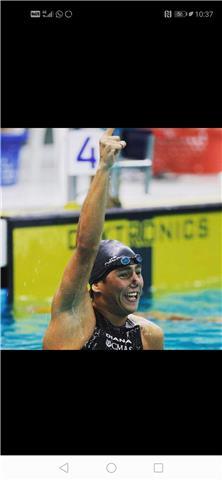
[77,137,97,168]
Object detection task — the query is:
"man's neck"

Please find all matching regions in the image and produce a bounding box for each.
[93,304,128,327]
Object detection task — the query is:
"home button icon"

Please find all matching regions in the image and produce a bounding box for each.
[106,463,117,473]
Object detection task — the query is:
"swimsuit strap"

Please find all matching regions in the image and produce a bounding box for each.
[94,309,138,331]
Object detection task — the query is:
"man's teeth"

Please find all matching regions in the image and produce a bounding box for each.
[126,293,138,301]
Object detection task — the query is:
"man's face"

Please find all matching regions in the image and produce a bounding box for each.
[97,264,144,315]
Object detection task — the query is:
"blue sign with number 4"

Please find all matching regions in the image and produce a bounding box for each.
[77,137,97,168]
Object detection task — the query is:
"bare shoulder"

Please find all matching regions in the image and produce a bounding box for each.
[43,290,96,350]
[129,314,164,350]
[129,313,163,333]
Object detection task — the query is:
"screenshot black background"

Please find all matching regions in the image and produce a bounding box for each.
[1,1,221,456]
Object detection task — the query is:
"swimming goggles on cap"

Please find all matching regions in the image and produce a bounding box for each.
[105,254,143,268]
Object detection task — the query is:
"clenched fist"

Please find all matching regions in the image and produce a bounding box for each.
[100,128,126,170]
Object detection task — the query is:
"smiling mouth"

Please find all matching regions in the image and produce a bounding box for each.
[124,292,140,303]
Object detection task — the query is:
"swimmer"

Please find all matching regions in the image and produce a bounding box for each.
[43,128,164,350]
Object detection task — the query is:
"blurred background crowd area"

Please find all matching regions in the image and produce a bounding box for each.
[1,128,222,210]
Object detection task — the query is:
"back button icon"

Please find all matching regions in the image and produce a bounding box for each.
[59,462,69,473]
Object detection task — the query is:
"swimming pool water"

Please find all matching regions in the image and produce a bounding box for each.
[1,289,222,350]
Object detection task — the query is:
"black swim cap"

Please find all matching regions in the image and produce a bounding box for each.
[89,240,142,285]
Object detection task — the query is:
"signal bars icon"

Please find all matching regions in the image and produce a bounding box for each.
[42,11,53,18]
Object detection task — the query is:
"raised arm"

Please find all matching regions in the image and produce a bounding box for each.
[43,129,126,349]
[56,128,125,307]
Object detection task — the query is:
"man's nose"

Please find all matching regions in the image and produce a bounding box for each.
[130,272,140,285]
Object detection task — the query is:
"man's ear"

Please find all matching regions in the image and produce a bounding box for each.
[92,281,103,294]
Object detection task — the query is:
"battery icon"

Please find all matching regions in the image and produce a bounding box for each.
[30,11,41,18]
[174,11,188,18]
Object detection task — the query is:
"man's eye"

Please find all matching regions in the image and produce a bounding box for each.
[119,272,129,277]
